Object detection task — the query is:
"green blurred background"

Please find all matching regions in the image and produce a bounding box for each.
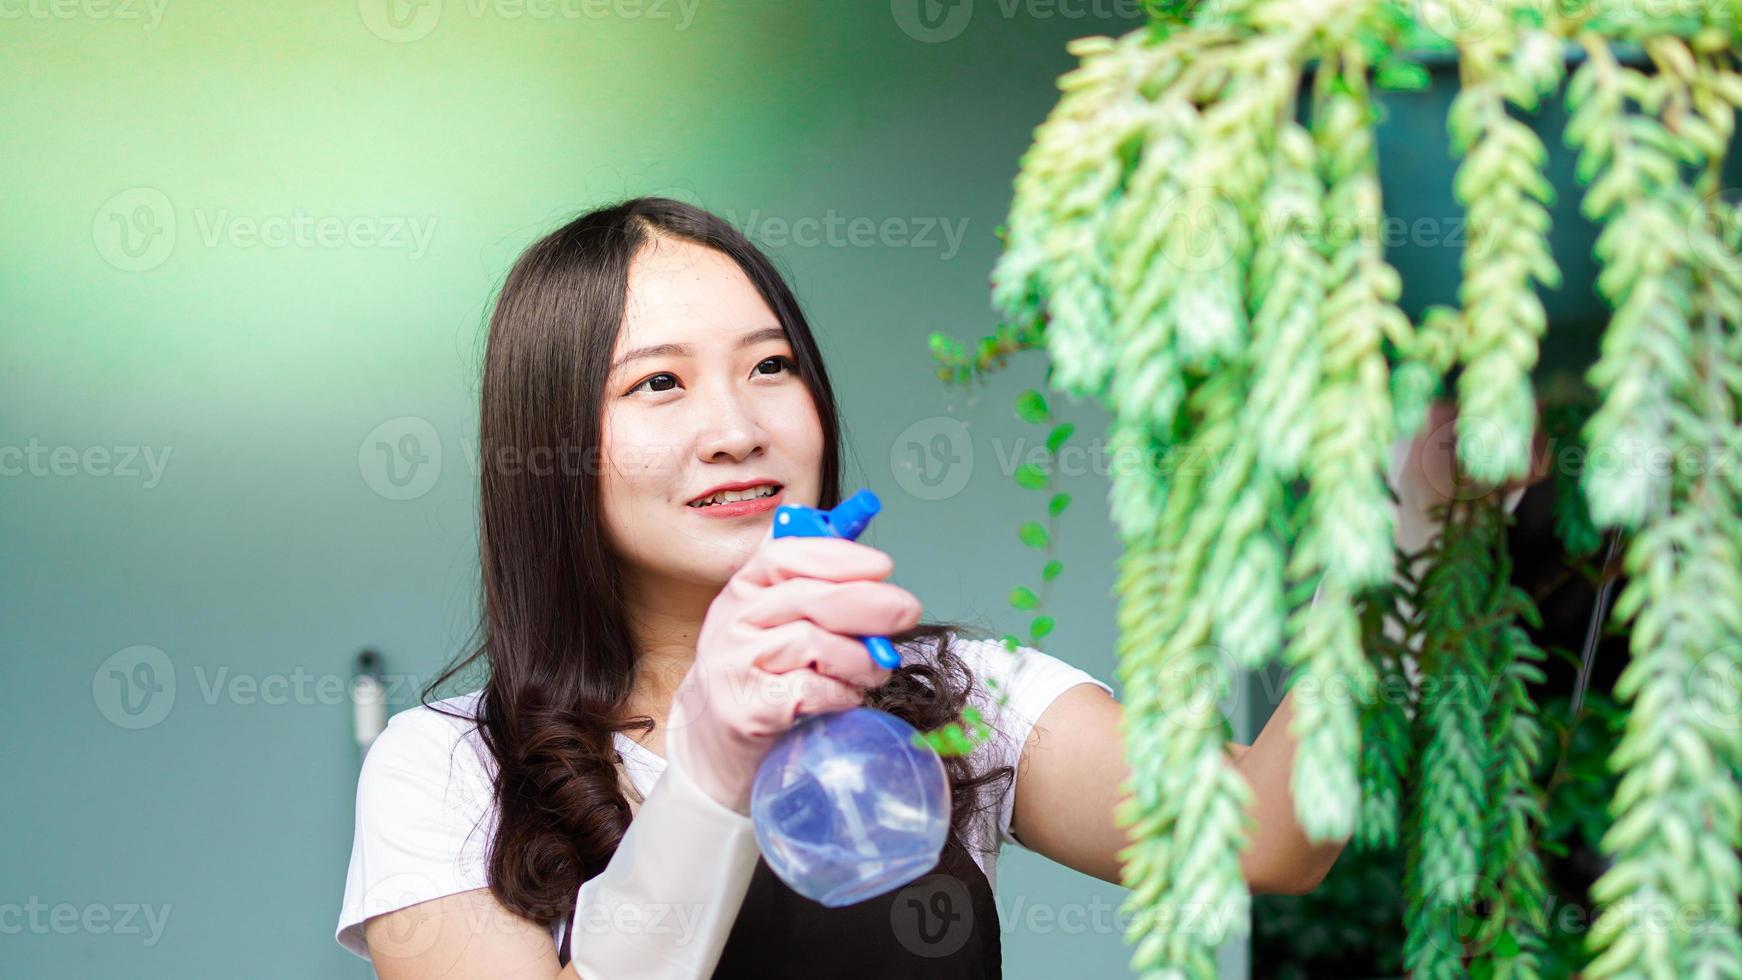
[0,1,1245,977]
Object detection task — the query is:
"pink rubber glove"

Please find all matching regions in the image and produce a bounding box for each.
[665,532,923,815]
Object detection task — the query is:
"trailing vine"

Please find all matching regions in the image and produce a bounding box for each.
[925,0,1742,976]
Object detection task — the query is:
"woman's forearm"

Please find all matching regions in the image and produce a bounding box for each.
[1230,686,1350,894]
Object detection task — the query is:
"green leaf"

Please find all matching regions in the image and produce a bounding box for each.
[1015,389,1051,424]
[1030,614,1055,639]
[1042,559,1064,582]
[1010,586,1039,610]
[960,705,988,740]
[1494,930,1521,958]
[1045,422,1075,455]
[1049,493,1072,517]
[1014,462,1050,490]
[1000,634,1019,652]
[1374,57,1430,92]
[1018,521,1050,549]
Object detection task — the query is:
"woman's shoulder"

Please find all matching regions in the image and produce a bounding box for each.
[898,627,1113,855]
[355,690,496,813]
[367,687,487,750]
[338,689,500,960]
[901,628,1113,728]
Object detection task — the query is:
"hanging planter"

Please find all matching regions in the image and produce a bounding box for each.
[930,2,1742,977]
[1350,41,1742,375]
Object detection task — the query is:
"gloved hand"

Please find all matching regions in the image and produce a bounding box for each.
[665,531,923,815]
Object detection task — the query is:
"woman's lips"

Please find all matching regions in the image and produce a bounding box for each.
[686,485,784,518]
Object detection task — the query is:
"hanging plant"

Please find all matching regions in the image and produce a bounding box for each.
[920,331,1075,751]
[930,1,1742,977]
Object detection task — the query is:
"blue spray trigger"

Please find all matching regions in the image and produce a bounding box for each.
[771,489,902,670]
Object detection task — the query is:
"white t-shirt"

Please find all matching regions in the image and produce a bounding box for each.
[334,633,1113,962]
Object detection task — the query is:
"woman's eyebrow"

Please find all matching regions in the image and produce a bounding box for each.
[610,325,787,373]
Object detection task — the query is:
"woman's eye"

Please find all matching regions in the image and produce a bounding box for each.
[627,357,792,396]
[629,373,678,394]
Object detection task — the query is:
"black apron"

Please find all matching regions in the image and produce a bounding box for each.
[558,831,1002,978]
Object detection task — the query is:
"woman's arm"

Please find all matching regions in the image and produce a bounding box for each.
[1007,402,1552,893]
[1008,682,1340,895]
[365,890,581,980]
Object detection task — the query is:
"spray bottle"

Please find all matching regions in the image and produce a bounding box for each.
[750,488,952,907]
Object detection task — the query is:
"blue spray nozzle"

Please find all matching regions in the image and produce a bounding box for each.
[826,489,881,540]
[771,489,901,669]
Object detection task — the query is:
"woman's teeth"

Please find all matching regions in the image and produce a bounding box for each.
[690,485,780,507]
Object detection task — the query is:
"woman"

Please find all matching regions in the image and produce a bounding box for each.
[335,196,1455,978]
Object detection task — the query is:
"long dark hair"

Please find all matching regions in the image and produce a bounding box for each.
[422,197,1014,928]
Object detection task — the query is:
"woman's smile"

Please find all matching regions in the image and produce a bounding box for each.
[685,483,785,519]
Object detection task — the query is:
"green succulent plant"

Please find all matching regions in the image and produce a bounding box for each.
[927,1,1742,977]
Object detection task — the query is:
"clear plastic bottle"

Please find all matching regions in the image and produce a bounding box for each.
[749,490,952,907]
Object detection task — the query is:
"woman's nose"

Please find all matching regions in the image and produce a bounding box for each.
[693,388,765,463]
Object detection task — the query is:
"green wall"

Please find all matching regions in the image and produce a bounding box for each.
[0,1,1200,977]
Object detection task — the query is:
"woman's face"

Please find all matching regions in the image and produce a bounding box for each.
[599,236,824,590]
